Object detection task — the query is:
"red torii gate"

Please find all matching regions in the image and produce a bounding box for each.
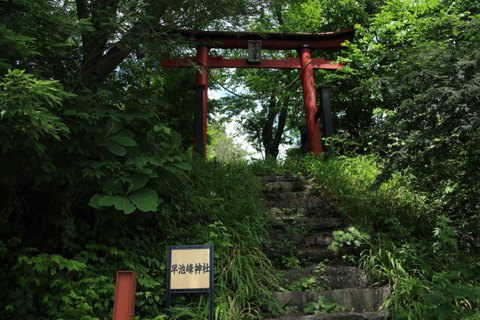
[162,28,355,157]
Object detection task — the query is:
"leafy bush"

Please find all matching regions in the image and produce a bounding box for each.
[166,159,280,319]
[0,156,279,319]
[302,154,480,319]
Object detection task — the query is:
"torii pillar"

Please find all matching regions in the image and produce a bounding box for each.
[298,45,322,154]
[195,46,209,157]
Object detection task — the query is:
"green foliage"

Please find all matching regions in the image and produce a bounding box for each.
[3,0,480,319]
[249,156,286,174]
[337,6,480,318]
[249,154,312,176]
[168,160,280,319]
[1,226,167,319]
[270,238,301,270]
[207,123,253,162]
[286,275,326,292]
[426,281,480,320]
[0,21,37,71]
[363,2,480,219]
[303,296,345,314]
[293,153,480,319]
[0,69,72,159]
[1,0,286,318]
[1,159,280,319]
[327,226,370,252]
[280,0,383,33]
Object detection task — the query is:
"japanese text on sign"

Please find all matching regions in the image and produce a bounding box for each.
[170,248,211,289]
[248,40,262,62]
[171,263,210,275]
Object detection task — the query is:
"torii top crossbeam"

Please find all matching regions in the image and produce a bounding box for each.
[162,28,354,157]
[165,28,355,50]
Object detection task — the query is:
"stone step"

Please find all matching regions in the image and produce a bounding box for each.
[280,267,369,290]
[295,247,359,265]
[258,172,387,320]
[263,199,334,209]
[264,204,340,218]
[263,191,321,201]
[263,180,314,193]
[265,247,359,267]
[262,311,386,320]
[269,217,344,231]
[265,207,338,218]
[265,218,353,267]
[295,246,360,265]
[270,231,336,249]
[259,173,308,183]
[272,287,390,313]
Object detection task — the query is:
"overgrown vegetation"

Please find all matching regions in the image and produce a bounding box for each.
[2,0,480,319]
[267,151,480,320]
[1,0,280,318]
[1,158,280,319]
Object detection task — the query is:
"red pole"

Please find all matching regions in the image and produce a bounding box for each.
[112,271,137,320]
[298,45,322,154]
[196,46,209,156]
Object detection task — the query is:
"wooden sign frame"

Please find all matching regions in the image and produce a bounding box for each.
[166,245,214,319]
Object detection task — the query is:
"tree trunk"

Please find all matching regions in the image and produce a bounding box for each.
[262,98,287,159]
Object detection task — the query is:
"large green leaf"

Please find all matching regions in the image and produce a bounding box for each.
[99,195,120,206]
[98,194,137,214]
[108,129,136,148]
[88,194,103,209]
[114,197,136,214]
[129,188,158,212]
[128,173,149,193]
[106,140,126,156]
[130,194,158,212]
[110,135,137,147]
[109,128,134,139]
[131,187,157,198]
[104,119,123,136]
[174,162,192,171]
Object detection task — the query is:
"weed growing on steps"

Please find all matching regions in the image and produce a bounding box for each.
[328,226,371,252]
[276,262,328,293]
[266,223,303,269]
[285,276,327,292]
[307,155,480,319]
[327,226,371,266]
[303,295,345,314]
[253,153,480,319]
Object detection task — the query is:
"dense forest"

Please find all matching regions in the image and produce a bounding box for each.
[1,0,479,319]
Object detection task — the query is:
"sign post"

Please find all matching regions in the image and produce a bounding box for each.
[166,245,214,320]
[112,271,137,320]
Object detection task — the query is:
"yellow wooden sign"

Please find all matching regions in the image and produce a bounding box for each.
[169,246,212,290]
[166,245,214,320]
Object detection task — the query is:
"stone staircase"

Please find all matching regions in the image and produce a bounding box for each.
[258,173,389,320]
